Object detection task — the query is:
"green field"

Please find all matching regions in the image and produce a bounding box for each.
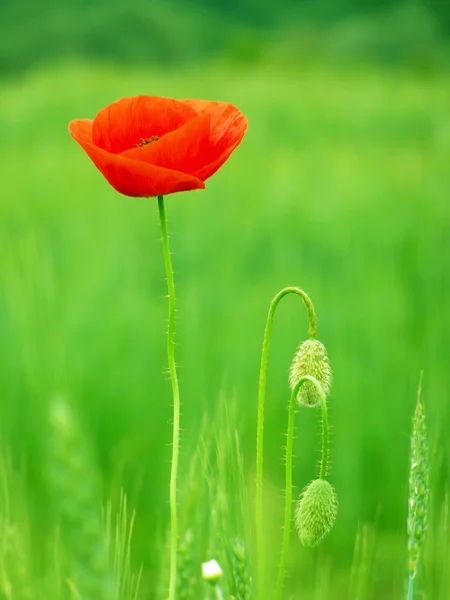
[0,61,449,599]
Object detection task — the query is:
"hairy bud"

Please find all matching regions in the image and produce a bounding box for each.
[295,479,338,547]
[289,339,331,407]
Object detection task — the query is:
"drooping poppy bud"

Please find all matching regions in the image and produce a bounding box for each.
[295,479,338,547]
[289,339,331,407]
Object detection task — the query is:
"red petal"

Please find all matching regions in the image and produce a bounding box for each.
[91,96,197,154]
[121,101,247,182]
[121,114,211,172]
[191,138,245,181]
[183,99,247,151]
[69,119,205,197]
[175,100,247,180]
[70,118,93,143]
[184,101,248,180]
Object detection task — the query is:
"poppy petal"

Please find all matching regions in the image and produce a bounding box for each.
[190,137,245,181]
[179,100,248,180]
[183,99,248,149]
[70,118,93,143]
[92,96,197,154]
[69,120,205,197]
[120,114,211,175]
[181,101,248,180]
[120,102,247,182]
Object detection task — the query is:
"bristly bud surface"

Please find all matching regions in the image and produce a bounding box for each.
[295,479,338,547]
[289,339,331,406]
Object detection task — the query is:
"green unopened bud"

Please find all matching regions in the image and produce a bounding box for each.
[289,339,331,407]
[295,479,338,547]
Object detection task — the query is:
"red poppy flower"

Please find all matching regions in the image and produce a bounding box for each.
[69,96,248,198]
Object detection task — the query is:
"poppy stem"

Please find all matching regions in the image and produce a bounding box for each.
[276,376,327,600]
[255,287,317,598]
[157,195,180,600]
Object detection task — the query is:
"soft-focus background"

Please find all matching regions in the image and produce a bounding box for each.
[1,0,450,598]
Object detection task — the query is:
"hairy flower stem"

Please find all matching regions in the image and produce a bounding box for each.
[157,195,180,600]
[407,579,414,600]
[256,287,317,597]
[276,376,328,600]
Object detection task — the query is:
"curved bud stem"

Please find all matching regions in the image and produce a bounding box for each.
[255,287,317,597]
[318,382,329,481]
[276,376,327,600]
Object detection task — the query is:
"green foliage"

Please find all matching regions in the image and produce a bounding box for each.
[0,61,449,598]
[104,493,142,600]
[349,523,376,600]
[177,529,196,600]
[0,453,33,600]
[0,0,448,74]
[48,397,113,600]
[0,432,140,600]
[156,403,253,600]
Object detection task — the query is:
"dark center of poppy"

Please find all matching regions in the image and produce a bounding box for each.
[135,136,160,148]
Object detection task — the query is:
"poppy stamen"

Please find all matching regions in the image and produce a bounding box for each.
[135,136,160,148]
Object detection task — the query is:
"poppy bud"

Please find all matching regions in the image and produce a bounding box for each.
[289,339,331,407]
[295,479,338,547]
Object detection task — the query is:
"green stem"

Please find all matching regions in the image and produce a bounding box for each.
[157,195,180,600]
[276,375,327,600]
[255,287,317,597]
[319,383,329,481]
[407,576,414,600]
[213,585,225,600]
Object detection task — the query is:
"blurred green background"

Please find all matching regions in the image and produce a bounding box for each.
[1,0,450,598]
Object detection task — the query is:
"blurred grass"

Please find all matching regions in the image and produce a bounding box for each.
[0,60,449,598]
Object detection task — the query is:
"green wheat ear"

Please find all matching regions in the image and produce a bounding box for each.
[289,340,332,407]
[295,479,338,547]
[176,528,195,600]
[407,378,429,599]
[48,396,113,600]
[230,539,252,600]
